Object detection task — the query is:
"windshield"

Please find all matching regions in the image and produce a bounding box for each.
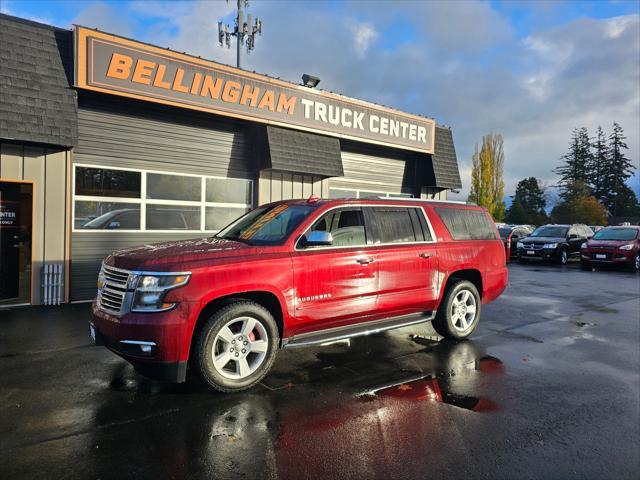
[593,228,638,241]
[216,204,316,245]
[531,226,568,238]
[498,227,512,239]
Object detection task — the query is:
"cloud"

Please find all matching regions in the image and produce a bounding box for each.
[350,22,377,58]
[56,0,638,202]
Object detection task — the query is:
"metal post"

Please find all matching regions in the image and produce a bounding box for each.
[236,0,242,69]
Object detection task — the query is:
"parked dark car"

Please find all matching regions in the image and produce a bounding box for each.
[498,225,534,259]
[580,226,640,271]
[517,224,593,265]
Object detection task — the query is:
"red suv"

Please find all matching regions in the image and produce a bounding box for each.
[90,198,508,392]
[580,225,640,271]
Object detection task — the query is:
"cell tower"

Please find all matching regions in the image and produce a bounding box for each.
[218,0,263,69]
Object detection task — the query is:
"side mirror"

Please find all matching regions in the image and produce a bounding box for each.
[107,221,121,229]
[301,230,333,247]
[569,233,578,239]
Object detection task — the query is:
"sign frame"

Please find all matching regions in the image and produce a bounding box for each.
[74,26,435,154]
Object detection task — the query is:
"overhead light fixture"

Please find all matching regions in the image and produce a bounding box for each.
[302,74,320,88]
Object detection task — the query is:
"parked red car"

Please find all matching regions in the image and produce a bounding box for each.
[90,197,508,392]
[580,225,640,271]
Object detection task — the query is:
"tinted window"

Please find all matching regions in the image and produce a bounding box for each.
[307,208,367,247]
[75,167,141,198]
[435,208,497,240]
[593,228,639,241]
[367,207,427,244]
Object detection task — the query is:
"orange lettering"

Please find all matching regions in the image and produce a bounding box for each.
[240,85,260,107]
[257,90,275,111]
[277,94,297,115]
[153,64,171,89]
[190,72,202,94]
[132,59,155,85]
[172,68,189,93]
[221,81,241,103]
[106,52,132,79]
[200,75,223,99]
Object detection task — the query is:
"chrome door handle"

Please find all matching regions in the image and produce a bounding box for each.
[419,252,433,259]
[356,256,374,265]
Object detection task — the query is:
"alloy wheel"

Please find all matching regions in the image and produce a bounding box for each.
[451,289,477,332]
[560,250,568,265]
[635,255,639,271]
[211,316,269,380]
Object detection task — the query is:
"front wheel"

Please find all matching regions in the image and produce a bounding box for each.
[432,280,481,340]
[558,248,569,265]
[193,301,279,392]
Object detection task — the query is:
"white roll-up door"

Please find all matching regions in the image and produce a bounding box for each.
[330,149,415,198]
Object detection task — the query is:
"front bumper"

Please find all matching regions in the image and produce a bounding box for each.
[517,247,559,261]
[580,250,636,266]
[90,301,195,382]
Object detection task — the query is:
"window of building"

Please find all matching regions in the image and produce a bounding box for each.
[73,165,253,232]
[329,187,413,199]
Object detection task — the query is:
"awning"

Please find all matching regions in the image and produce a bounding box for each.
[430,126,462,190]
[258,125,344,177]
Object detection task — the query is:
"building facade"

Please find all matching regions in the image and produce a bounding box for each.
[0,14,462,306]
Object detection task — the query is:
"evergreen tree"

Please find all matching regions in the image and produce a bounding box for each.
[601,122,637,217]
[555,127,592,199]
[590,126,607,202]
[467,133,506,221]
[504,197,528,224]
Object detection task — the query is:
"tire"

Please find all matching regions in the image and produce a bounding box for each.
[432,280,481,340]
[635,255,640,272]
[193,301,279,392]
[580,261,591,271]
[558,248,569,265]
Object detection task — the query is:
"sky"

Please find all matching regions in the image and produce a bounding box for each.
[2,0,639,202]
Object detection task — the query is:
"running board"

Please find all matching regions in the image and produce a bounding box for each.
[282,311,435,348]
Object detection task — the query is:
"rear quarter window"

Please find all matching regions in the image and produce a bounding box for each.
[435,207,498,241]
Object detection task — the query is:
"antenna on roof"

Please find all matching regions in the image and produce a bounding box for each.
[218,0,263,69]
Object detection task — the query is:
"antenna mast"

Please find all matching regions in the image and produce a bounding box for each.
[218,0,263,69]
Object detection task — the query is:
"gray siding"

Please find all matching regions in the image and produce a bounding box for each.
[71,95,255,301]
[70,232,207,301]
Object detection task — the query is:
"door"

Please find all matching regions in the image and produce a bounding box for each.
[364,206,439,317]
[0,181,33,304]
[291,208,379,335]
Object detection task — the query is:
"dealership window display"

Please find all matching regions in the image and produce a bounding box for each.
[73,165,252,232]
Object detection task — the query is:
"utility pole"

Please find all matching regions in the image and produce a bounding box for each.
[218,0,262,69]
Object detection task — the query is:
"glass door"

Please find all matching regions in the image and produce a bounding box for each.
[0,181,33,305]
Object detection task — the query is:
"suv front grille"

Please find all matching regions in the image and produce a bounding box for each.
[98,265,133,315]
[521,243,544,250]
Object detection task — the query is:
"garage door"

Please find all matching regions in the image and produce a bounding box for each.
[330,148,416,199]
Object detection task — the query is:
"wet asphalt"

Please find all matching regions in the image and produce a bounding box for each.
[0,262,639,480]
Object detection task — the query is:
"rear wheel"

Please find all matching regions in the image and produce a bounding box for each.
[193,301,279,392]
[635,254,640,272]
[432,280,481,340]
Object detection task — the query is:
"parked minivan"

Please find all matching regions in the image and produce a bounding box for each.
[89,197,508,392]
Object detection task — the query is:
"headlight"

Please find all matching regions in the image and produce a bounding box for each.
[581,242,587,249]
[131,273,190,312]
[516,242,524,249]
[543,243,558,249]
[619,243,634,251]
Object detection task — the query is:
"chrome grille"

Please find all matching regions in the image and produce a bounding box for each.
[521,243,544,250]
[97,264,133,315]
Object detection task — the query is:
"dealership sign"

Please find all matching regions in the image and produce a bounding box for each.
[75,27,435,153]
